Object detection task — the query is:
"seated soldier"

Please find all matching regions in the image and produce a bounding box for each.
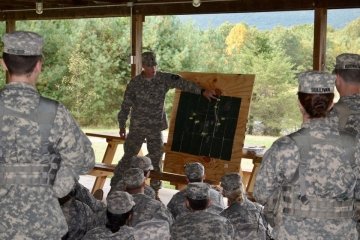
[220,172,269,240]
[113,155,156,199]
[82,190,135,240]
[59,180,106,240]
[170,182,234,240]
[124,168,173,226]
[167,162,225,219]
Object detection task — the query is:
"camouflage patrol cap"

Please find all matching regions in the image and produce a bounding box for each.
[107,190,135,214]
[184,162,205,180]
[130,155,154,171]
[124,168,146,189]
[220,172,242,194]
[186,182,210,200]
[142,51,157,67]
[298,71,335,94]
[334,53,360,70]
[2,31,43,56]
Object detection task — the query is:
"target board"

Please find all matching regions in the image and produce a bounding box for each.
[163,72,255,183]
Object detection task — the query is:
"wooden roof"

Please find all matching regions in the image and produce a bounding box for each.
[1,0,359,21]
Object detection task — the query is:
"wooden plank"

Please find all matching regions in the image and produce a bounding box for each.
[313,8,327,71]
[131,14,144,78]
[163,72,255,183]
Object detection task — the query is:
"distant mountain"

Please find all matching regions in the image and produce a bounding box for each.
[177,8,360,30]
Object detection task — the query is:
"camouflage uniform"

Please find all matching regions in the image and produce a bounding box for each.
[167,162,225,219]
[0,31,95,240]
[171,183,234,240]
[134,219,171,240]
[83,190,136,239]
[122,168,173,226]
[254,71,360,239]
[330,53,360,134]
[112,52,203,189]
[220,173,267,240]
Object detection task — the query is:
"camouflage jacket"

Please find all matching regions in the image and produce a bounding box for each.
[0,83,95,239]
[82,225,135,240]
[167,186,225,220]
[171,210,234,240]
[118,71,202,130]
[131,193,173,227]
[220,198,267,240]
[134,219,171,240]
[254,116,360,239]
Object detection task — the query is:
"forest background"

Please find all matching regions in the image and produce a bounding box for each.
[0,14,359,136]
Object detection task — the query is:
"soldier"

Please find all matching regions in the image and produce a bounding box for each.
[123,168,173,226]
[82,190,135,240]
[111,51,217,192]
[220,172,268,240]
[167,162,225,219]
[0,31,95,239]
[254,71,360,239]
[113,155,156,199]
[170,182,234,240]
[330,53,360,133]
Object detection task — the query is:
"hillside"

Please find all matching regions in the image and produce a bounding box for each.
[177,8,360,30]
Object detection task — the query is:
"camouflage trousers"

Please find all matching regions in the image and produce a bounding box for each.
[111,127,163,191]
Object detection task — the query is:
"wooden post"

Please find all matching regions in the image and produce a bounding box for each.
[131,14,144,78]
[313,8,327,71]
[5,20,16,84]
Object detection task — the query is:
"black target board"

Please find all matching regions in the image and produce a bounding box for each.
[171,92,241,160]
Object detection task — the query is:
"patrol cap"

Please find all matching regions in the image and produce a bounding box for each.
[130,155,154,171]
[220,172,242,194]
[334,53,360,70]
[2,31,43,56]
[184,162,205,180]
[185,182,210,200]
[298,71,335,94]
[124,168,146,189]
[107,190,135,214]
[142,51,157,67]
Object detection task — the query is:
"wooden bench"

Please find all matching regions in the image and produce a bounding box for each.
[86,132,263,195]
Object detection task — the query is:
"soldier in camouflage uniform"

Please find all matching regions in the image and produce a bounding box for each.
[220,172,267,240]
[167,162,225,219]
[82,190,135,240]
[330,53,360,239]
[254,71,360,239]
[123,168,173,226]
[0,31,95,239]
[111,51,217,191]
[330,53,360,133]
[170,182,234,240]
[113,155,156,199]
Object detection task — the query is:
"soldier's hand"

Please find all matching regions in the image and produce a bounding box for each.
[202,89,219,101]
[119,128,126,139]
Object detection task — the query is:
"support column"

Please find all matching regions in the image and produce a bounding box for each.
[313,8,327,71]
[131,14,144,78]
[5,20,16,84]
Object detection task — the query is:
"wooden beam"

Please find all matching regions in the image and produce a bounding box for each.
[0,0,359,21]
[5,19,15,84]
[131,14,144,78]
[313,7,327,71]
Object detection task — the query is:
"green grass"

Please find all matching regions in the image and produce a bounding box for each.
[244,135,278,149]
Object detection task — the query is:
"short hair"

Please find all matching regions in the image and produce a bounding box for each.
[105,208,133,233]
[334,69,360,85]
[298,92,334,118]
[188,178,202,183]
[186,197,209,211]
[2,52,42,75]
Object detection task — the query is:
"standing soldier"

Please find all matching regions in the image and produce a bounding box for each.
[0,31,95,239]
[111,51,217,193]
[254,71,359,239]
